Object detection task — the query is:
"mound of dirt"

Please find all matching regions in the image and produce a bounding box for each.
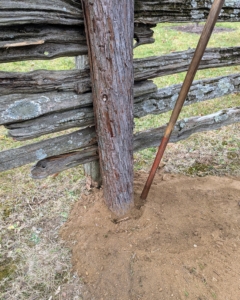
[61,172,240,300]
[170,24,235,34]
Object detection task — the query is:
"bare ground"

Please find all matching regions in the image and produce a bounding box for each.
[61,171,240,300]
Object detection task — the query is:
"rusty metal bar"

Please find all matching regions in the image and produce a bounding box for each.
[140,0,225,200]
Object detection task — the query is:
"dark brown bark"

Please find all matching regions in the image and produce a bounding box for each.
[81,0,134,215]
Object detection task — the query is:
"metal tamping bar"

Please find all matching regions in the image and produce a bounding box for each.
[140,0,225,200]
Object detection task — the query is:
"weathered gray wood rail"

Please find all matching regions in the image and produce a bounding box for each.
[133,47,240,81]
[1,107,239,174]
[0,46,239,94]
[5,73,240,140]
[0,69,91,95]
[134,0,240,23]
[0,1,83,26]
[1,15,239,64]
[0,126,97,172]
[0,1,239,63]
[0,24,155,63]
[31,106,240,178]
[1,0,239,27]
[0,0,239,178]
[134,73,240,118]
[0,25,88,63]
[0,81,156,125]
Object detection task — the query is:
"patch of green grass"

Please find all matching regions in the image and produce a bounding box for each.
[0,57,75,72]
[133,22,240,175]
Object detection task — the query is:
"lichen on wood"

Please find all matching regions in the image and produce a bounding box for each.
[28,107,240,179]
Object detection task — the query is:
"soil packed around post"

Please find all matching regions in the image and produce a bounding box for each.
[61,171,240,300]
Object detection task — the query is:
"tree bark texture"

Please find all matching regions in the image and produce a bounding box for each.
[81,0,134,215]
[4,73,240,140]
[0,106,238,176]
[76,55,102,188]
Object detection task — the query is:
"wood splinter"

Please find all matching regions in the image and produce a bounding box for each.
[4,40,45,48]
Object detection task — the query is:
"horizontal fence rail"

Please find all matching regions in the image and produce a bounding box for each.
[0,46,239,140]
[0,24,155,63]
[0,0,239,27]
[0,1,239,177]
[3,73,239,140]
[0,107,239,175]
[0,46,239,94]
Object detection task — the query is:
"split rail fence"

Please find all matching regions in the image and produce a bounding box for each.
[0,0,240,179]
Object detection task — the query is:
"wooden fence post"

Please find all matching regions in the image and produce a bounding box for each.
[81,0,134,215]
[75,55,102,188]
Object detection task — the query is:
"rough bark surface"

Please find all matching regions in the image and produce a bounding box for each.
[81,0,135,215]
[5,73,240,140]
[28,106,240,178]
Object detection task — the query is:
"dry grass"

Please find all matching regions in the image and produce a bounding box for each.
[0,22,240,299]
[0,162,87,299]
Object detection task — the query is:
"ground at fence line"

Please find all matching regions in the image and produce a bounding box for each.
[61,171,240,300]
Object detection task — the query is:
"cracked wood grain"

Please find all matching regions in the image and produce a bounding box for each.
[28,106,240,178]
[0,0,239,27]
[5,74,240,140]
[0,46,239,95]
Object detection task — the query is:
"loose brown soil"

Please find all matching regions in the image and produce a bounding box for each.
[61,171,240,300]
[170,24,235,34]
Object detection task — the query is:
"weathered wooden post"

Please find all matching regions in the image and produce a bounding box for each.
[75,55,102,188]
[81,0,134,215]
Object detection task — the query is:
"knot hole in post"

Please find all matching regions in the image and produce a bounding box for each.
[102,94,108,102]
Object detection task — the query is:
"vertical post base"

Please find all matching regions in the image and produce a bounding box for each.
[75,55,102,189]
